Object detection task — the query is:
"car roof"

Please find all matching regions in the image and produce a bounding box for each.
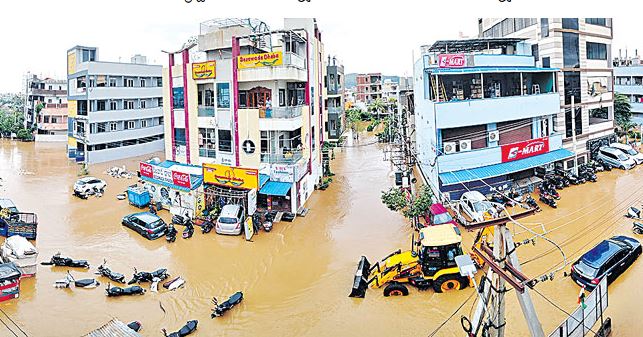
[429,203,448,215]
[580,240,623,267]
[461,191,485,202]
[131,212,161,223]
[599,147,624,155]
[420,224,462,247]
[0,199,17,208]
[220,204,241,217]
[79,176,99,182]
[609,143,632,150]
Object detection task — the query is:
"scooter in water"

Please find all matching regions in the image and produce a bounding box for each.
[541,185,560,200]
[127,321,142,333]
[633,222,643,235]
[524,195,541,212]
[128,267,169,284]
[96,259,126,283]
[211,291,244,318]
[539,192,557,208]
[626,207,643,220]
[166,224,178,243]
[162,276,186,291]
[262,212,273,232]
[162,320,198,337]
[54,272,75,288]
[105,283,146,297]
[41,253,90,269]
[183,220,194,239]
[201,220,214,234]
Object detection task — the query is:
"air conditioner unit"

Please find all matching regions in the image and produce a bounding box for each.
[488,130,499,143]
[443,142,457,154]
[459,140,472,152]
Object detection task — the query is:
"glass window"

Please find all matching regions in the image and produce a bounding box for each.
[218,130,232,152]
[563,33,580,68]
[565,106,583,137]
[531,44,539,62]
[542,57,551,68]
[562,18,579,30]
[173,87,184,109]
[587,42,607,60]
[564,72,581,105]
[174,128,186,146]
[198,128,217,158]
[585,18,607,26]
[216,83,230,109]
[540,18,549,37]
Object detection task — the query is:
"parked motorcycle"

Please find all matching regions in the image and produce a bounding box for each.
[633,222,643,235]
[544,175,565,190]
[211,291,244,318]
[166,224,178,243]
[127,267,169,284]
[579,167,597,182]
[626,207,643,220]
[263,212,274,232]
[163,276,185,291]
[105,283,146,297]
[524,195,541,212]
[96,259,126,283]
[54,271,100,289]
[183,220,194,239]
[172,214,190,226]
[540,183,560,200]
[539,192,557,208]
[127,321,142,333]
[54,272,75,289]
[597,159,612,171]
[161,320,198,337]
[41,253,90,268]
[201,219,214,234]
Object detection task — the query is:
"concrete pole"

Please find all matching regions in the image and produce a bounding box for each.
[491,225,506,337]
[571,96,579,175]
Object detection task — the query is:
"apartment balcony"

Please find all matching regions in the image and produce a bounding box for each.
[434,92,560,129]
[262,105,303,119]
[630,102,643,113]
[198,105,215,117]
[437,133,564,173]
[328,106,343,115]
[31,89,67,96]
[261,150,303,164]
[83,87,162,100]
[238,52,307,82]
[88,107,163,123]
[87,125,164,144]
[615,85,643,95]
[257,105,305,131]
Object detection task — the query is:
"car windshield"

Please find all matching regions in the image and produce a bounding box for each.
[616,152,628,161]
[219,217,237,224]
[626,149,637,155]
[76,181,86,185]
[433,212,453,224]
[146,220,164,229]
[574,261,599,277]
[473,201,492,212]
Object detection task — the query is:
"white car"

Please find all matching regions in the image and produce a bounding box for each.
[73,177,107,194]
[459,191,497,223]
[610,143,643,165]
[215,204,246,235]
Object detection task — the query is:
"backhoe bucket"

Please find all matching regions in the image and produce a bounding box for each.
[349,256,371,298]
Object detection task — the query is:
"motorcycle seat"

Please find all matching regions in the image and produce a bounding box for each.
[75,279,97,287]
[229,292,243,303]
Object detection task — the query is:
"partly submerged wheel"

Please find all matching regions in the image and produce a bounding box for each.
[383,282,409,297]
[433,275,468,293]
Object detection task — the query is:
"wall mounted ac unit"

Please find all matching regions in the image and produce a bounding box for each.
[488,130,499,143]
[443,142,456,154]
[459,140,472,152]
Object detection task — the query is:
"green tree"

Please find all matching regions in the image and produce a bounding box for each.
[0,109,24,137]
[346,108,362,131]
[368,98,386,119]
[615,93,633,132]
[381,185,433,221]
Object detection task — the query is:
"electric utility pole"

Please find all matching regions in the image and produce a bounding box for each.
[571,96,579,175]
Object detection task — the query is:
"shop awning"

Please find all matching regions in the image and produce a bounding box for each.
[428,66,559,75]
[259,174,269,188]
[439,148,574,186]
[260,181,291,196]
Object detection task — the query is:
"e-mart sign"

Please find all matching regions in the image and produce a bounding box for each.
[438,54,466,68]
[500,137,549,163]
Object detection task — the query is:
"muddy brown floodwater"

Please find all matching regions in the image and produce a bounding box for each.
[1,136,642,337]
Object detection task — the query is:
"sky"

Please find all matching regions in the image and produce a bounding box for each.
[0,0,641,93]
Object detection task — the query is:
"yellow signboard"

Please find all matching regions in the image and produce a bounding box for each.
[68,100,77,117]
[68,136,77,147]
[192,61,216,80]
[203,163,259,190]
[67,51,76,75]
[238,52,283,69]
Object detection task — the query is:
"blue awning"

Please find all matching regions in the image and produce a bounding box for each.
[260,181,291,196]
[259,174,269,188]
[428,66,560,75]
[439,149,574,186]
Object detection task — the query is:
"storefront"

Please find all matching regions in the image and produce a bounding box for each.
[258,161,308,214]
[202,163,259,216]
[139,160,205,218]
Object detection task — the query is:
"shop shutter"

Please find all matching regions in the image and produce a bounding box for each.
[442,124,487,150]
[498,119,533,145]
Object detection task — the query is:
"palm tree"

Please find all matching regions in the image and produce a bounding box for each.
[368,98,386,120]
[615,93,634,143]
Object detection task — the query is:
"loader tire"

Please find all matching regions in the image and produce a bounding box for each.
[433,275,468,293]
[383,283,409,297]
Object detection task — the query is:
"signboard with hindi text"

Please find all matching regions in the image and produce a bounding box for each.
[238,52,283,69]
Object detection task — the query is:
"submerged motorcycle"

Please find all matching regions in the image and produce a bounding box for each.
[201,220,214,234]
[54,271,100,289]
[162,320,198,337]
[539,192,557,208]
[96,259,126,283]
[166,224,178,243]
[626,207,643,220]
[633,222,643,235]
[105,283,146,297]
[128,267,169,284]
[163,276,186,291]
[41,253,90,269]
[211,291,244,318]
[524,195,541,212]
[183,221,194,239]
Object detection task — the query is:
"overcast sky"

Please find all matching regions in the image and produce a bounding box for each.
[0,0,640,93]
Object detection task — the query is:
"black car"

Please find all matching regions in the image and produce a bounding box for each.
[122,212,167,240]
[571,236,641,290]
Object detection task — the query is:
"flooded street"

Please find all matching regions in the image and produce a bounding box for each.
[1,137,643,336]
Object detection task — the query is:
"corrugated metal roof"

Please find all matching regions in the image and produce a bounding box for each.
[439,149,574,186]
[259,181,291,196]
[428,66,560,74]
[83,319,141,337]
[259,174,269,188]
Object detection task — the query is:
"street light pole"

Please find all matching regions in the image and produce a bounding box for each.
[571,96,579,175]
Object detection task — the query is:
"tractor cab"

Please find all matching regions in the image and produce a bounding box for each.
[418,225,463,277]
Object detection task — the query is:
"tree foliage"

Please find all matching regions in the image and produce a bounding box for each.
[381,185,434,220]
[0,109,24,136]
[615,92,633,131]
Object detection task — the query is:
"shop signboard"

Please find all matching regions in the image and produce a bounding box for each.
[247,188,257,216]
[172,171,192,189]
[203,163,259,190]
[140,162,153,178]
[438,53,466,68]
[192,61,216,80]
[270,164,295,183]
[500,137,549,163]
[238,51,283,69]
[140,162,192,188]
[295,160,308,182]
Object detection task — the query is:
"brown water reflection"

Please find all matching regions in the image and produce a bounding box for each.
[0,138,642,336]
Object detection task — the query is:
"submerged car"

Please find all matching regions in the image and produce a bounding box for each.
[215,204,246,236]
[570,236,641,290]
[596,146,636,170]
[426,203,459,228]
[74,177,107,194]
[610,142,643,165]
[122,212,167,240]
[459,191,497,223]
[0,199,19,215]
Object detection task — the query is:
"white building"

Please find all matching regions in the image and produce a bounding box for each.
[614,63,643,125]
[24,75,68,137]
[479,18,615,167]
[66,46,164,164]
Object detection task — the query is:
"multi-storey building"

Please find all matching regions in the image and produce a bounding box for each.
[25,75,68,136]
[479,18,615,167]
[356,73,382,104]
[414,38,574,200]
[325,56,345,140]
[162,18,327,214]
[614,59,643,125]
[66,46,164,164]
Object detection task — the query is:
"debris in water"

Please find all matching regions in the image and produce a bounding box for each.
[105,166,133,179]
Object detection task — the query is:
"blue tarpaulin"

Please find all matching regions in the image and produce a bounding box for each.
[439,148,574,186]
[259,181,291,196]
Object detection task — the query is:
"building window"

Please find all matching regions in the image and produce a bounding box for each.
[157,78,162,87]
[44,116,50,123]
[125,121,135,130]
[140,79,146,87]
[110,122,117,131]
[141,119,147,128]
[542,57,551,68]
[564,71,581,105]
[124,78,134,87]
[218,129,232,152]
[585,18,607,26]
[586,42,607,60]
[531,44,539,62]
[311,126,315,151]
[97,76,106,87]
[140,100,146,109]
[173,87,185,109]
[97,122,106,133]
[174,128,186,146]
[563,32,580,68]
[589,106,610,123]
[279,89,286,107]
[109,78,117,87]
[565,106,583,138]
[97,100,106,111]
[562,18,579,30]
[158,98,163,107]
[540,18,549,37]
[124,101,135,110]
[199,128,217,158]
[110,101,117,110]
[216,83,230,109]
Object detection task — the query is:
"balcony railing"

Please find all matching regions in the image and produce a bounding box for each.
[283,52,306,69]
[199,148,216,158]
[261,150,303,164]
[262,105,303,119]
[198,105,215,117]
[328,106,343,115]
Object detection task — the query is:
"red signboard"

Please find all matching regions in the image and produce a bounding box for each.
[501,137,549,163]
[139,162,153,178]
[438,54,466,68]
[172,171,191,188]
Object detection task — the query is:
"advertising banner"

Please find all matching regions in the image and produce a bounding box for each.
[501,137,549,163]
[438,53,466,68]
[140,162,193,189]
[67,51,76,75]
[203,163,259,190]
[192,61,216,80]
[238,52,283,69]
[140,162,153,178]
[270,164,295,183]
[172,171,192,188]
